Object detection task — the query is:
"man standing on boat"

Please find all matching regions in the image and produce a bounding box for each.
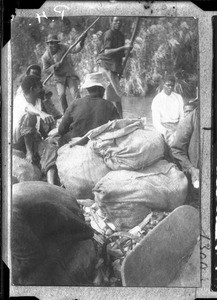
[42,34,86,113]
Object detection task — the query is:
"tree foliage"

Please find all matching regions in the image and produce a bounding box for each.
[12,16,198,98]
[123,18,198,98]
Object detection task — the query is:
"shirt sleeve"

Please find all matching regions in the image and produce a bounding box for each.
[170,111,194,173]
[58,104,74,136]
[151,96,166,135]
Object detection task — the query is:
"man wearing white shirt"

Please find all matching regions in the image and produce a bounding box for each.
[151,75,184,145]
[13,75,55,164]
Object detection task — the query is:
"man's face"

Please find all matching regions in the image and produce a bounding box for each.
[29,83,43,103]
[111,17,122,31]
[163,80,175,95]
[48,42,59,55]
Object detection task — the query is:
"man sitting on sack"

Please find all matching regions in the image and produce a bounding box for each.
[42,72,120,184]
[13,75,55,165]
[42,34,87,113]
[16,64,62,121]
[151,75,184,146]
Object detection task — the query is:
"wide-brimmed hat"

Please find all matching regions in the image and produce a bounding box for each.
[81,72,109,90]
[46,34,61,43]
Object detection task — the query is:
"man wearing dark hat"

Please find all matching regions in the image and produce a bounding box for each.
[42,34,86,112]
[151,75,184,145]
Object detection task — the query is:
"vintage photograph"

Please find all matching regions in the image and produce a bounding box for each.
[10,12,200,287]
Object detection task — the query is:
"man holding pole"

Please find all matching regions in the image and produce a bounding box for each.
[42,34,86,112]
[97,17,138,116]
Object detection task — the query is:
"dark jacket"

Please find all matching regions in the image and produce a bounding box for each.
[58,95,120,146]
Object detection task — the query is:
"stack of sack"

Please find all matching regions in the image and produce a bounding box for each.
[56,119,188,231]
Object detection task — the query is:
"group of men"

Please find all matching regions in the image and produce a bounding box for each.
[13,16,199,207]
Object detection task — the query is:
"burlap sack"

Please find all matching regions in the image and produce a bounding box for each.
[93,160,188,230]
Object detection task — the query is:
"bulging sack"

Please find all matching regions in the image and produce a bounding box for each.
[12,149,42,183]
[88,119,165,170]
[93,160,188,230]
[56,143,110,199]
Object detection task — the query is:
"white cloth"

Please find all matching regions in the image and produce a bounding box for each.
[151,91,184,134]
[15,86,23,97]
[13,93,42,143]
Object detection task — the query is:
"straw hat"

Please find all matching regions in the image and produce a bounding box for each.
[46,34,61,43]
[81,72,109,90]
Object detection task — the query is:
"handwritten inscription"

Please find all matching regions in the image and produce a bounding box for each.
[54,5,70,19]
[36,5,70,23]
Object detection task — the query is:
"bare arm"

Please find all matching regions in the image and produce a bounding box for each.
[26,103,55,125]
[104,45,131,55]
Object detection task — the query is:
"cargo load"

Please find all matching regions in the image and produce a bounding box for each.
[93,160,188,230]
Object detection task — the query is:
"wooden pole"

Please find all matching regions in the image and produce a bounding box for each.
[119,17,141,79]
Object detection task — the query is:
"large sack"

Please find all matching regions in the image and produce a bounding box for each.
[12,149,42,183]
[56,143,110,199]
[88,119,165,170]
[93,160,188,230]
[12,181,94,285]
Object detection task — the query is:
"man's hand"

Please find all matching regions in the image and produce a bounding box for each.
[80,32,88,48]
[123,45,133,51]
[189,166,199,188]
[53,61,62,71]
[40,111,55,125]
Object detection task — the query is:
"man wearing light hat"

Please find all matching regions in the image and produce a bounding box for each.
[58,72,120,146]
[42,34,86,112]
[39,72,119,184]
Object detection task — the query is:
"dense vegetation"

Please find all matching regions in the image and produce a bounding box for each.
[12,16,198,98]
